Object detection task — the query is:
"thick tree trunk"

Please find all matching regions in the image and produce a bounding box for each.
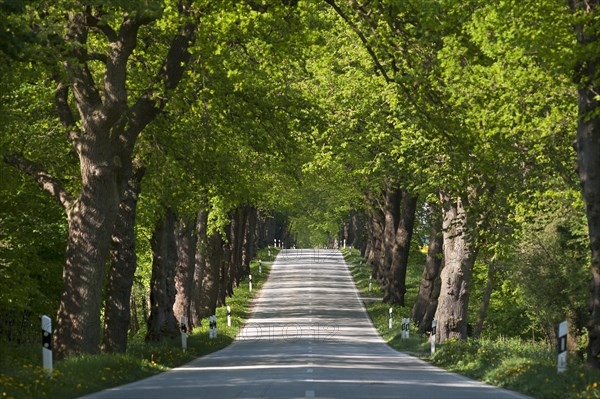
[367,210,385,280]
[570,0,600,368]
[474,260,495,339]
[190,210,208,328]
[55,161,121,357]
[217,219,237,306]
[388,191,418,305]
[173,217,197,326]
[412,205,444,333]
[219,223,233,305]
[350,211,367,254]
[242,206,257,274]
[146,208,179,342]
[231,208,247,284]
[199,231,223,318]
[129,293,139,336]
[434,194,477,342]
[102,163,145,353]
[381,187,401,303]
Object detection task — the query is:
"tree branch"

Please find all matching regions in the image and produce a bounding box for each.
[102,14,156,121]
[115,16,197,155]
[86,6,119,42]
[54,79,81,147]
[64,11,103,124]
[4,153,74,211]
[87,52,108,63]
[324,0,393,84]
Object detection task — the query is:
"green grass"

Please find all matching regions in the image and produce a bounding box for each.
[343,248,600,399]
[0,248,278,399]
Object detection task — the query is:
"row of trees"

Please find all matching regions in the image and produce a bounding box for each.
[0,0,304,359]
[306,0,599,366]
[2,0,600,369]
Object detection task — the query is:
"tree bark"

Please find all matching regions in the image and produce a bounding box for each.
[412,204,444,332]
[190,210,208,328]
[173,217,197,326]
[381,187,401,300]
[199,231,224,318]
[146,208,179,342]
[387,191,418,305]
[242,206,258,273]
[474,260,495,339]
[219,222,233,304]
[367,209,385,280]
[55,158,122,357]
[129,293,139,337]
[434,193,477,342]
[231,208,247,285]
[102,162,145,353]
[350,211,367,254]
[569,0,600,369]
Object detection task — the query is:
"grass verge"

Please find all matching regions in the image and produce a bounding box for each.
[0,248,277,399]
[343,248,600,399]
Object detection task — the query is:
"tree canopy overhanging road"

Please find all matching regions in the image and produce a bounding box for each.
[1,0,600,388]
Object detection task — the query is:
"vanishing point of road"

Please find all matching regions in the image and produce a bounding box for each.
[81,249,531,399]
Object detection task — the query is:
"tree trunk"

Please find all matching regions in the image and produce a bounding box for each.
[231,208,247,284]
[55,160,122,358]
[570,0,600,369]
[434,193,477,342]
[381,186,401,303]
[367,209,385,280]
[412,204,444,332]
[146,208,179,342]
[242,206,258,273]
[350,211,367,254]
[173,217,196,326]
[223,222,238,300]
[102,162,145,353]
[474,260,495,339]
[219,223,233,305]
[199,231,223,318]
[190,210,208,328]
[388,191,418,305]
[129,293,139,337]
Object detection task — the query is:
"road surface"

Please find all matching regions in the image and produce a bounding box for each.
[81,249,531,399]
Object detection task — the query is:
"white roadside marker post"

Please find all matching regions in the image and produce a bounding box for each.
[209,315,217,339]
[41,315,53,375]
[431,320,437,355]
[249,274,253,292]
[388,308,393,330]
[180,316,187,351]
[369,275,372,292]
[558,320,567,373]
[401,318,410,339]
[401,318,405,338]
[227,306,232,327]
[259,259,262,274]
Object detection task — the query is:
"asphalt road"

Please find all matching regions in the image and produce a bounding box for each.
[81,249,531,399]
